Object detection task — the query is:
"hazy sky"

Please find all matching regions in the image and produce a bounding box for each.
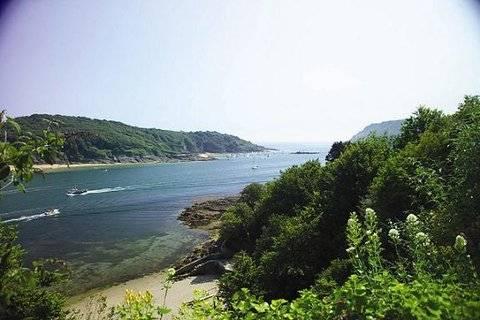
[1,1,480,142]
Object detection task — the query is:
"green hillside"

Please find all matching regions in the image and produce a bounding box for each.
[13,114,265,163]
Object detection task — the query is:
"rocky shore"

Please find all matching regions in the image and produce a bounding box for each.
[69,195,239,315]
[175,196,239,277]
[178,196,239,229]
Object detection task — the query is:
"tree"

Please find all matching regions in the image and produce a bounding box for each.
[0,112,68,320]
[325,141,350,163]
[395,106,445,149]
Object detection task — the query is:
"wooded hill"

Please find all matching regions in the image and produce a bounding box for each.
[13,114,265,163]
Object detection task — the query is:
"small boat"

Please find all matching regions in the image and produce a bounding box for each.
[251,165,259,170]
[44,208,60,216]
[66,187,88,196]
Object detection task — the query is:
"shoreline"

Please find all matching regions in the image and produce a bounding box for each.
[34,161,164,173]
[68,271,218,319]
[34,156,217,173]
[68,195,236,317]
[33,151,272,173]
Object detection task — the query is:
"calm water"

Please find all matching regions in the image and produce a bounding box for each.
[0,143,328,294]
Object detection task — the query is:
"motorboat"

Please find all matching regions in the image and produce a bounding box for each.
[44,208,60,216]
[66,187,88,196]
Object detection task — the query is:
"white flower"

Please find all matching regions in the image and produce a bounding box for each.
[406,214,419,225]
[415,232,430,246]
[415,232,426,239]
[454,235,467,252]
[166,268,176,278]
[365,208,375,216]
[347,217,357,227]
[346,246,355,253]
[388,228,400,241]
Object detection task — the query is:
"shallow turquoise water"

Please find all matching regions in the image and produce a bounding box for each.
[0,144,328,293]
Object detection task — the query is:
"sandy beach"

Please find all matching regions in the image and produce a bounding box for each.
[33,153,220,173]
[33,162,161,173]
[68,270,218,319]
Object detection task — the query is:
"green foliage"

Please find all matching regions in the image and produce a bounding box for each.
[440,96,480,263]
[218,253,263,301]
[113,290,169,320]
[0,114,64,191]
[218,137,392,299]
[325,140,350,162]
[311,259,351,298]
[212,95,480,317]
[395,106,445,149]
[0,207,70,320]
[369,151,446,221]
[239,183,265,208]
[182,209,480,319]
[0,113,69,319]
[5,95,480,319]
[13,114,264,162]
[221,204,257,251]
[113,268,174,320]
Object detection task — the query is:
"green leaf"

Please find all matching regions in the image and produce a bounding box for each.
[6,117,21,134]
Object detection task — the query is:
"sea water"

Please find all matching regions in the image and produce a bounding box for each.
[0,144,328,293]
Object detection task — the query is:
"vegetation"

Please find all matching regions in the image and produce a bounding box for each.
[0,112,69,319]
[2,95,480,319]
[179,209,480,319]
[195,95,480,318]
[13,114,265,163]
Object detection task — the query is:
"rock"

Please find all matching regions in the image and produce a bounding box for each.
[174,196,239,277]
[178,196,239,228]
[220,241,234,258]
[190,260,231,276]
[175,239,221,268]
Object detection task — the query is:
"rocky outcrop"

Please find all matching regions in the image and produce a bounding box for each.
[178,196,239,228]
[175,196,239,277]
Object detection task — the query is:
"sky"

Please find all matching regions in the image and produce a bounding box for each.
[1,1,480,143]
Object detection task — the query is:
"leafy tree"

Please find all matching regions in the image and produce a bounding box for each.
[180,209,480,319]
[325,140,350,162]
[238,183,265,209]
[395,106,445,149]
[0,112,68,320]
[218,137,392,299]
[369,150,446,222]
[441,96,480,263]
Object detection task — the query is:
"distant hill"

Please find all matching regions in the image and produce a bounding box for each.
[351,119,404,141]
[13,114,265,163]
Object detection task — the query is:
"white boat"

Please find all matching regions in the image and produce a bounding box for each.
[44,208,60,216]
[66,187,88,196]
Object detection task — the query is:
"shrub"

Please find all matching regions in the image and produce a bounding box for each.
[182,209,480,319]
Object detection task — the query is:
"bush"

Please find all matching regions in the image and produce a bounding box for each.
[182,209,480,319]
[0,222,70,320]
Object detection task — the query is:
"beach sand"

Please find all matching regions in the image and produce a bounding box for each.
[33,162,156,172]
[69,271,218,319]
[33,153,219,172]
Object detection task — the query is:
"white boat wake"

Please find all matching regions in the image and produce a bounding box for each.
[82,187,126,195]
[4,209,60,223]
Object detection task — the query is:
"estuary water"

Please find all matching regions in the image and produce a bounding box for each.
[0,143,328,294]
